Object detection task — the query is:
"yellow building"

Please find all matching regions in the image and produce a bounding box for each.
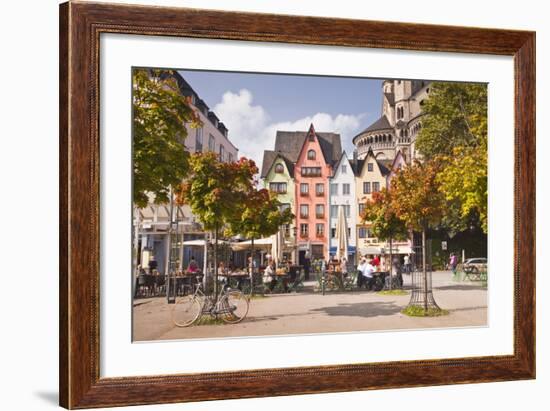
[353,149,392,258]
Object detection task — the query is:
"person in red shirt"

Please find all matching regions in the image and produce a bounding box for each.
[372,255,380,270]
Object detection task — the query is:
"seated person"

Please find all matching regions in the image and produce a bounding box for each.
[263,260,277,291]
[357,258,375,290]
[187,256,199,273]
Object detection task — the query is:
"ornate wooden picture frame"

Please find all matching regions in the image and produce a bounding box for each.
[59,1,535,408]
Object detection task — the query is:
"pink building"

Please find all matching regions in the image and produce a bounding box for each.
[294,124,340,262]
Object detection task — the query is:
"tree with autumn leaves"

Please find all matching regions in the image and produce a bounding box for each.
[227,187,294,293]
[362,188,408,290]
[416,81,488,233]
[178,153,258,297]
[178,153,293,297]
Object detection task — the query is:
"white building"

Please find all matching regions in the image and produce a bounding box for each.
[328,151,357,261]
[172,72,238,161]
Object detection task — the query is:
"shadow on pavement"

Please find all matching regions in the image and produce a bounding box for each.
[310,301,402,318]
[435,285,486,291]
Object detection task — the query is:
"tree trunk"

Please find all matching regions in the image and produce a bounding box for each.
[389,237,393,291]
[422,228,428,313]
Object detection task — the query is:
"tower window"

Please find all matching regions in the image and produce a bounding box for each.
[307,149,316,160]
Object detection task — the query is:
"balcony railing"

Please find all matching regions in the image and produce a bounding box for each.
[316,214,325,219]
[300,191,309,197]
[300,214,309,219]
[316,191,324,197]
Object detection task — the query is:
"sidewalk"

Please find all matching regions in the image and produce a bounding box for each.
[133,270,487,341]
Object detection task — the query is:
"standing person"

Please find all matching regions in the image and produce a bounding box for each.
[404,254,411,274]
[449,253,458,276]
[357,257,366,288]
[187,256,199,273]
[303,254,311,280]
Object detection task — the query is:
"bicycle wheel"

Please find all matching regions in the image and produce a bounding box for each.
[171,295,202,327]
[220,290,249,324]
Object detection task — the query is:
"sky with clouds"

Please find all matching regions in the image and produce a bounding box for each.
[179,69,383,167]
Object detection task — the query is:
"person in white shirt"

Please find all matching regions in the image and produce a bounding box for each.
[357,257,375,289]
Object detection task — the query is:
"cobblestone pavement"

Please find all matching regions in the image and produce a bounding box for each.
[133,271,487,341]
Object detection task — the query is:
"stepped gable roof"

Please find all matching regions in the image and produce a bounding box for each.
[260,150,295,178]
[273,128,342,166]
[352,115,393,143]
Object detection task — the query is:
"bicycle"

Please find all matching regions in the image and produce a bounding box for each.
[171,275,249,327]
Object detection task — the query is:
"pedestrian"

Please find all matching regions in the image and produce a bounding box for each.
[449,253,458,275]
[404,254,411,274]
[372,255,380,270]
[359,258,376,290]
[340,257,348,275]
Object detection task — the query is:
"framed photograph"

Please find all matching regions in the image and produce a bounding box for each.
[59,1,535,408]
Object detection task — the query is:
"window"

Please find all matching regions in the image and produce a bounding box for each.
[279,203,291,213]
[363,182,371,194]
[283,224,291,237]
[300,224,309,237]
[269,182,287,194]
[301,167,321,177]
[307,149,316,160]
[228,153,233,163]
[343,183,350,195]
[274,163,284,173]
[344,205,351,218]
[331,228,336,238]
[358,203,366,216]
[208,134,215,152]
[195,127,203,152]
[330,205,338,217]
[316,223,324,237]
[330,183,338,196]
[341,165,347,174]
[300,204,309,218]
[300,183,309,196]
[358,227,368,238]
[315,204,325,218]
[219,144,225,161]
[315,183,325,196]
[373,182,380,192]
[367,163,374,172]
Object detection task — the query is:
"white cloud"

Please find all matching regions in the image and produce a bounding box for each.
[214,89,364,169]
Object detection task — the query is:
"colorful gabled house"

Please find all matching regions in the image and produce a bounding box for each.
[260,124,342,265]
[261,151,296,258]
[354,148,392,258]
[328,151,357,262]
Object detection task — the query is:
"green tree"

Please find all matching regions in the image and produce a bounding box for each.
[415,81,488,235]
[228,188,294,292]
[133,68,200,207]
[437,145,488,233]
[178,153,257,297]
[415,82,487,159]
[362,188,409,289]
[390,161,446,312]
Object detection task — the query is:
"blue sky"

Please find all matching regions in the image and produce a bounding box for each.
[178,69,384,164]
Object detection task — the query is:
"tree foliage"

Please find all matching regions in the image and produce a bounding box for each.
[361,188,408,242]
[437,145,488,233]
[415,82,487,159]
[415,82,488,233]
[177,153,257,231]
[133,68,200,207]
[390,160,446,231]
[228,188,294,240]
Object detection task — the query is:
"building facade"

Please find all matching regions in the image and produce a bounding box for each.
[329,152,357,261]
[261,124,342,264]
[353,79,430,163]
[261,153,296,258]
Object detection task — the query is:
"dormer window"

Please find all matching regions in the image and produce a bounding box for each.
[307,149,316,160]
[367,163,374,172]
[274,163,284,173]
